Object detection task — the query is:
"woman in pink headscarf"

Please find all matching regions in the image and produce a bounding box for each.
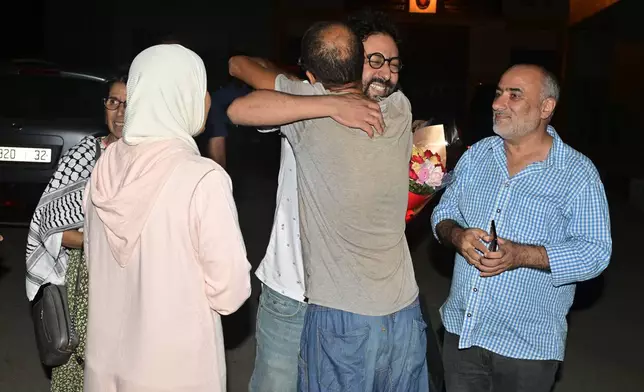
[83,44,251,392]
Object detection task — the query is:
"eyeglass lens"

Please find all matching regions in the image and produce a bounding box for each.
[368,53,402,73]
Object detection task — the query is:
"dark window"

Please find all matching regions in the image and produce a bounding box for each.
[0,74,106,120]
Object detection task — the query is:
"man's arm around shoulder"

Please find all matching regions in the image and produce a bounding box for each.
[228,56,300,91]
[228,90,385,137]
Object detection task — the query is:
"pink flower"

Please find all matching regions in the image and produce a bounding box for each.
[426,167,444,187]
[417,162,444,187]
[416,164,431,184]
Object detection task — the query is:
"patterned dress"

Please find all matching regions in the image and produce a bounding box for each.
[44,136,108,392]
[26,136,104,301]
[50,248,89,392]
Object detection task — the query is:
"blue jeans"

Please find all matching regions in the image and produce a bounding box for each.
[298,298,430,392]
[249,284,307,392]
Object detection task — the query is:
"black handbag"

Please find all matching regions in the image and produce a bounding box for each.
[31,275,81,367]
[30,137,101,367]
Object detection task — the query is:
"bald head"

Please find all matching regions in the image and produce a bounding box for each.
[492,64,559,140]
[506,64,560,103]
[300,21,364,88]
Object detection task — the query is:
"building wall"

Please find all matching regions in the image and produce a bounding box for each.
[42,0,278,77]
[569,0,620,25]
[37,0,566,140]
[563,0,642,183]
[503,0,568,22]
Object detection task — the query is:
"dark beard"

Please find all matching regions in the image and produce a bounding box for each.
[364,77,396,99]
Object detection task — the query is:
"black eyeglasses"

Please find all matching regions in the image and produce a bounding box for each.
[103,97,126,111]
[366,52,402,73]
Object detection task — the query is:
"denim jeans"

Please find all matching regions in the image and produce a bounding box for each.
[298,298,430,392]
[249,285,307,392]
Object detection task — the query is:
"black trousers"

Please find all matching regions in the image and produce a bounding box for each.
[442,332,560,392]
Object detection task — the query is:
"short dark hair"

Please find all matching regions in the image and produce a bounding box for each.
[299,21,364,88]
[106,73,128,96]
[347,9,401,44]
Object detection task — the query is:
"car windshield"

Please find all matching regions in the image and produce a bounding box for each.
[0,74,107,120]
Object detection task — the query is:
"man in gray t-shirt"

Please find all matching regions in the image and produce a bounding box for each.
[228,21,428,392]
[273,74,418,316]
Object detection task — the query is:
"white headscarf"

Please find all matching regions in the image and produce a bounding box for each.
[123,44,207,153]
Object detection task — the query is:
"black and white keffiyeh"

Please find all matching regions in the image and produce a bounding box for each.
[25,136,103,300]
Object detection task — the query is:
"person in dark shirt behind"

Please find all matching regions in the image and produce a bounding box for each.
[203,81,251,169]
[158,34,249,168]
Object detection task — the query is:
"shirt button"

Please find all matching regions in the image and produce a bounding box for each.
[496,209,501,213]
[473,288,478,292]
[505,182,510,187]
[467,313,472,318]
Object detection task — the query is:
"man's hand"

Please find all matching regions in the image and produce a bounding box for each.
[477,238,521,277]
[412,119,427,132]
[453,228,492,269]
[478,238,549,277]
[327,94,385,137]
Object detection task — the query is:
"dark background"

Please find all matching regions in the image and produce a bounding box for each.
[3,0,641,201]
[1,2,642,391]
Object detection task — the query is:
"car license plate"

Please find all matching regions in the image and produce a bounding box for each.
[0,146,52,163]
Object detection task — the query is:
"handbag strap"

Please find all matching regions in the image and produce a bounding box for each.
[68,137,102,361]
[72,137,101,298]
[95,137,102,160]
[71,137,102,318]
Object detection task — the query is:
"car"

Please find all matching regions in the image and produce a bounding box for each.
[0,60,111,225]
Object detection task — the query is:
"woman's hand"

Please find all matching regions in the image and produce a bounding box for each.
[62,230,84,249]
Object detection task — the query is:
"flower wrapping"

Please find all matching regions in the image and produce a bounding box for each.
[406,124,454,223]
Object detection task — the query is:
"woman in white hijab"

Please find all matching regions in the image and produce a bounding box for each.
[83,44,251,392]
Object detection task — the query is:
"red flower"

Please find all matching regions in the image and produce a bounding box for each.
[423,149,434,159]
[409,167,419,180]
[411,154,424,164]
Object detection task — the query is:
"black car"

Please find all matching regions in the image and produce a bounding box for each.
[0,60,110,224]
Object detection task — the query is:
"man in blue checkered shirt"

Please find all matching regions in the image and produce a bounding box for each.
[431,64,612,392]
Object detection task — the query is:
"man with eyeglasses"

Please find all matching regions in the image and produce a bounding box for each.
[229,12,427,392]
[348,10,403,100]
[239,10,409,392]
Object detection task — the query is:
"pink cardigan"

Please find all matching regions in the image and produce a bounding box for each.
[83,139,251,391]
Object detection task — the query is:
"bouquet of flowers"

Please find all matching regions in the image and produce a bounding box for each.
[406,123,455,223]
